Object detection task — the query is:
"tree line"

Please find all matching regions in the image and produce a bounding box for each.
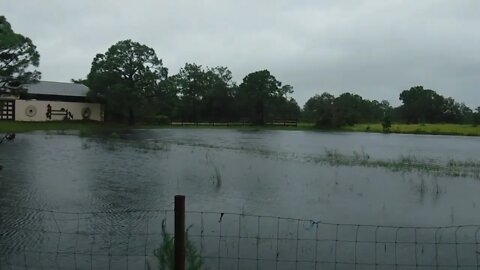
[79,40,300,125]
[1,15,479,127]
[82,39,479,127]
[303,86,480,127]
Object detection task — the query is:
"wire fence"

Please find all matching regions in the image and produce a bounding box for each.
[1,204,480,269]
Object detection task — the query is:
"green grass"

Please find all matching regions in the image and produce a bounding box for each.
[0,121,126,133]
[342,123,480,136]
[166,122,480,136]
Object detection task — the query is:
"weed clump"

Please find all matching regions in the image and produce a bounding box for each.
[153,220,204,270]
[314,148,480,179]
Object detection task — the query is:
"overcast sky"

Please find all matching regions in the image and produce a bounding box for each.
[1,0,479,107]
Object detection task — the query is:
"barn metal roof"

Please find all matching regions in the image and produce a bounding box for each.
[25,81,89,97]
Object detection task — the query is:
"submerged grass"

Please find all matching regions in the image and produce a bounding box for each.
[134,140,170,153]
[306,148,480,179]
[167,139,480,179]
[81,137,170,154]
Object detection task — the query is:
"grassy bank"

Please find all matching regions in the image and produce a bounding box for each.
[0,121,127,134]
[2,121,480,137]
[342,123,480,136]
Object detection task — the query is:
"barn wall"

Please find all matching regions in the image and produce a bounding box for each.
[15,100,103,121]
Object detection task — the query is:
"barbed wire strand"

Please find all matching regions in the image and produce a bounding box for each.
[295,218,299,270]
[143,213,149,270]
[3,205,480,269]
[434,227,439,269]
[314,221,319,270]
[217,213,222,270]
[275,217,280,270]
[413,228,417,269]
[236,214,241,270]
[476,227,480,267]
[256,216,260,270]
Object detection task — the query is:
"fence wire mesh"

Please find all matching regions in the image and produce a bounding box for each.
[1,205,480,270]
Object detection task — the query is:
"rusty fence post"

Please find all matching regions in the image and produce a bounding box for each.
[174,195,186,270]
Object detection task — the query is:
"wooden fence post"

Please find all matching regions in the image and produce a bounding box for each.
[174,195,185,270]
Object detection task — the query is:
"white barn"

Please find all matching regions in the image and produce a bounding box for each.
[0,81,103,122]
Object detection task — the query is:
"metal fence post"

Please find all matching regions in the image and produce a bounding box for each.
[175,195,186,270]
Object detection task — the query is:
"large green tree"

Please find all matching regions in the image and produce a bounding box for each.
[202,66,237,121]
[303,92,335,125]
[85,39,167,123]
[172,63,237,122]
[399,86,444,123]
[399,86,475,123]
[172,63,208,122]
[238,70,284,124]
[0,16,40,92]
[441,97,472,123]
[149,76,179,120]
[303,92,389,127]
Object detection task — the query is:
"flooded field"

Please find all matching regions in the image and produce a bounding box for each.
[2,128,480,269]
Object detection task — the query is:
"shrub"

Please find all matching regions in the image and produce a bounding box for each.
[381,115,391,133]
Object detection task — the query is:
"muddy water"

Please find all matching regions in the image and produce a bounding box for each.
[1,129,480,269]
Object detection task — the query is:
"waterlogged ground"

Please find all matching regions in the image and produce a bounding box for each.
[2,129,480,269]
[1,129,480,225]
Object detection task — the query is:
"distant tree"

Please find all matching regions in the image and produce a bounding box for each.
[304,92,388,127]
[0,16,41,92]
[278,97,301,120]
[279,84,294,97]
[85,39,168,124]
[265,85,300,121]
[441,97,472,123]
[202,66,236,122]
[331,92,389,126]
[380,100,393,115]
[303,93,335,126]
[238,70,283,125]
[172,63,209,122]
[473,107,480,126]
[459,103,474,123]
[399,86,444,123]
[149,76,179,120]
[398,86,475,124]
[332,93,366,126]
[442,97,460,122]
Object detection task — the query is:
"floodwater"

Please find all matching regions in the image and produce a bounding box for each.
[1,128,480,269]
